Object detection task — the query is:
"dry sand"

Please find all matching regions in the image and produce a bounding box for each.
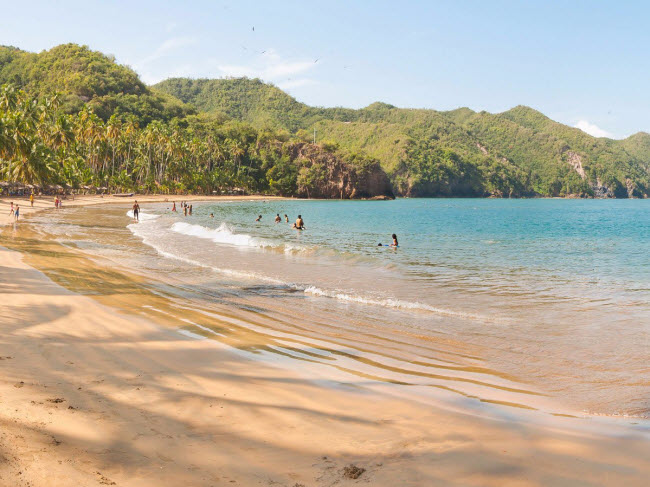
[1,196,649,486]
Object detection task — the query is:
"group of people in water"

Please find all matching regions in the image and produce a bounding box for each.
[131,200,397,246]
[256,213,305,229]
[170,201,193,216]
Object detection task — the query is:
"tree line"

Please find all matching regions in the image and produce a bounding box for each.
[0,84,389,197]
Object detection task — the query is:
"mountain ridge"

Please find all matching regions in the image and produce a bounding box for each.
[1,43,648,198]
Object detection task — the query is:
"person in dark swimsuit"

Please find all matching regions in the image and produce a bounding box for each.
[292,215,305,230]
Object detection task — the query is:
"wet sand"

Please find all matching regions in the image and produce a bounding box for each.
[1,198,650,486]
[0,193,285,227]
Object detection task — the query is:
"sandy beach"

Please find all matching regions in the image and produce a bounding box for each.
[1,196,649,487]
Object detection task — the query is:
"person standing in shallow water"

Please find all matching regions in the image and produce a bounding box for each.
[275,214,281,223]
[292,215,305,230]
[390,234,398,247]
[284,214,288,223]
[132,200,140,221]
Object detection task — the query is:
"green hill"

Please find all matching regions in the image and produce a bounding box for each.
[1,43,648,198]
[0,44,191,124]
[155,77,650,197]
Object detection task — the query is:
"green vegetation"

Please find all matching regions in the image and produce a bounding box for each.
[155,78,650,197]
[1,43,649,197]
[0,84,391,197]
[0,44,192,124]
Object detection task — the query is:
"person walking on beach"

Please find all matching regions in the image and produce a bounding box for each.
[14,205,19,221]
[54,196,59,209]
[172,202,176,212]
[9,202,14,217]
[29,193,34,207]
[275,213,281,223]
[132,200,140,221]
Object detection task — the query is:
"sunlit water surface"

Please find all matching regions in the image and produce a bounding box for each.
[19,198,650,418]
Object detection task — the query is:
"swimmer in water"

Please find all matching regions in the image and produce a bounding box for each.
[292,215,305,230]
[275,213,281,223]
[210,213,214,218]
[284,214,289,223]
[255,214,262,222]
[390,234,398,247]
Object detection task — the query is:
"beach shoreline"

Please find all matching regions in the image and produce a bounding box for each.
[0,193,288,227]
[1,200,649,486]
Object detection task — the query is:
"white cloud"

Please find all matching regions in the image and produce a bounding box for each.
[574,120,612,138]
[217,48,317,87]
[138,36,199,67]
[277,78,317,90]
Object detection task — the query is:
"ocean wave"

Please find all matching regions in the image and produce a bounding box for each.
[126,210,160,221]
[170,221,308,254]
[171,221,264,247]
[127,219,493,322]
[302,285,497,322]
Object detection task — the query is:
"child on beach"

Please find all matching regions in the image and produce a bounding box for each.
[9,202,14,216]
[390,234,399,247]
[30,193,34,207]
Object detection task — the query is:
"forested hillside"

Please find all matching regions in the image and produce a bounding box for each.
[1,44,648,198]
[0,45,391,198]
[155,78,650,198]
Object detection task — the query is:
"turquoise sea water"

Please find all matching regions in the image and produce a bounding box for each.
[24,198,650,418]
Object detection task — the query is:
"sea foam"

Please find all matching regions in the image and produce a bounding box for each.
[126,210,160,221]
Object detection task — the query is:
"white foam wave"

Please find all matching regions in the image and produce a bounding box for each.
[127,218,492,322]
[126,210,160,221]
[302,286,497,322]
[170,221,307,255]
[171,221,264,248]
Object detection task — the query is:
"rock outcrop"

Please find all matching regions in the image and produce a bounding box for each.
[284,143,394,199]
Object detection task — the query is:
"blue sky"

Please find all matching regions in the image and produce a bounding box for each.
[1,0,648,138]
